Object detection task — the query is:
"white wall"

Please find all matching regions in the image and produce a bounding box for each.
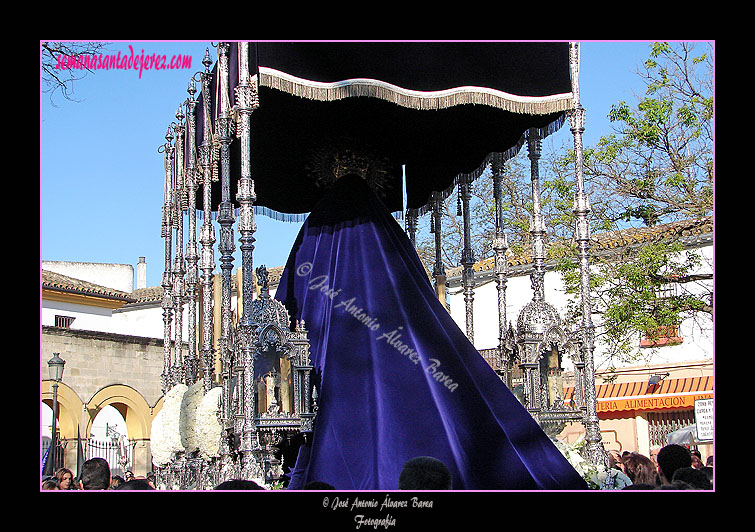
[448,244,713,371]
[43,260,135,293]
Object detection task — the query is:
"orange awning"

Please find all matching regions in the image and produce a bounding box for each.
[564,376,713,413]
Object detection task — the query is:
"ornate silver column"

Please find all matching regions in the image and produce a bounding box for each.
[215,42,237,439]
[527,128,546,286]
[519,128,548,414]
[491,155,512,385]
[198,48,217,393]
[430,192,446,305]
[184,78,200,385]
[216,42,236,380]
[568,42,607,467]
[172,105,186,385]
[234,41,261,477]
[405,208,418,247]
[459,177,475,342]
[160,125,175,393]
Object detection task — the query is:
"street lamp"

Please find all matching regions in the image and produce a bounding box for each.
[47,353,65,473]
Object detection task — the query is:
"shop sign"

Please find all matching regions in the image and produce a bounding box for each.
[597,392,713,413]
[694,398,714,441]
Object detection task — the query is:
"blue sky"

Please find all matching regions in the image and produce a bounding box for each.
[40,40,658,289]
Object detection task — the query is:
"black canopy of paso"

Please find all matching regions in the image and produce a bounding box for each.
[193,42,574,218]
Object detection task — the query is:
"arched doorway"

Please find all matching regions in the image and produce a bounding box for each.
[85,385,157,477]
[41,381,83,475]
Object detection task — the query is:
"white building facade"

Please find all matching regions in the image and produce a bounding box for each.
[446,217,714,459]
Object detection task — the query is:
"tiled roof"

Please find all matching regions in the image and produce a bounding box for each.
[447,216,712,279]
[122,264,288,305]
[42,269,137,303]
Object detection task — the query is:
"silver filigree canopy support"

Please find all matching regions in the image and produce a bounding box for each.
[160,125,175,394]
[216,42,236,384]
[235,41,261,475]
[184,78,200,385]
[569,42,607,468]
[516,128,551,415]
[527,127,546,298]
[216,42,237,435]
[460,176,475,342]
[430,192,446,305]
[172,105,187,386]
[198,48,217,393]
[405,208,418,247]
[491,154,511,385]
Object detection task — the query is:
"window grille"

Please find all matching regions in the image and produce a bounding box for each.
[87,437,134,478]
[647,409,695,447]
[55,315,76,328]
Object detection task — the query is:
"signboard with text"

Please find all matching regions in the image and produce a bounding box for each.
[695,398,714,441]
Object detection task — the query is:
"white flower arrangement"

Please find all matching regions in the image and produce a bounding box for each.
[196,386,223,460]
[151,382,226,468]
[150,383,188,466]
[553,436,633,490]
[179,381,205,453]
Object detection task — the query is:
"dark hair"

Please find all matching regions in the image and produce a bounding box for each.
[214,479,265,490]
[659,480,693,490]
[115,478,155,491]
[79,457,111,490]
[398,456,453,490]
[42,479,60,490]
[672,467,712,490]
[622,453,659,486]
[656,444,691,482]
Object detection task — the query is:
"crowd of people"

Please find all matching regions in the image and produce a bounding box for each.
[41,459,157,491]
[611,444,713,490]
[41,444,712,491]
[40,455,453,491]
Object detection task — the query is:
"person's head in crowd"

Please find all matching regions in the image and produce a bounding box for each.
[115,478,155,490]
[672,466,712,489]
[55,468,74,490]
[42,478,60,490]
[607,450,625,471]
[656,444,692,485]
[622,452,659,486]
[690,449,704,469]
[398,456,453,490]
[214,479,265,490]
[78,457,111,490]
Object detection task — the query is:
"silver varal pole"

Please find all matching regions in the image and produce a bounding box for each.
[185,78,200,385]
[160,125,175,393]
[215,43,236,436]
[569,42,607,467]
[199,48,217,393]
[491,154,510,384]
[172,105,186,385]
[235,41,260,476]
[460,176,475,342]
[216,42,236,392]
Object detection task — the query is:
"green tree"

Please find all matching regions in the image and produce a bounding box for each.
[557,42,713,368]
[414,42,713,370]
[584,41,713,226]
